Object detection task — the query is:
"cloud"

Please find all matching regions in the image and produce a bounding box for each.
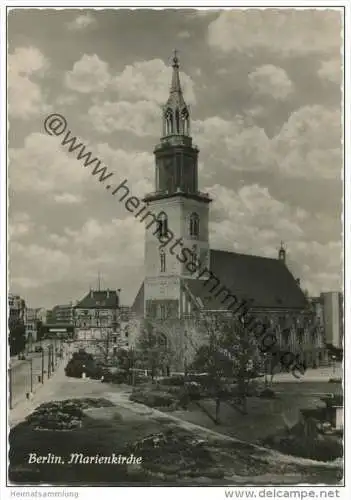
[273,105,342,180]
[66,12,97,31]
[9,132,154,200]
[54,193,83,204]
[9,213,33,239]
[94,143,153,197]
[193,103,341,182]
[194,9,220,17]
[65,54,111,93]
[193,116,274,177]
[208,9,342,56]
[177,31,191,39]
[9,217,145,305]
[318,59,342,85]
[89,100,160,137]
[207,183,341,295]
[112,59,196,105]
[209,183,306,252]
[55,94,78,107]
[9,133,89,196]
[8,46,51,119]
[288,240,342,295]
[248,65,294,100]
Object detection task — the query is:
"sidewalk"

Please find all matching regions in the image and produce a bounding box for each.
[9,351,71,428]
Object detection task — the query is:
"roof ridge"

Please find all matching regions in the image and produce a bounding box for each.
[210,248,280,262]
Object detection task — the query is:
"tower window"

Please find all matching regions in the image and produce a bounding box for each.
[157,212,168,238]
[160,250,166,273]
[181,107,189,135]
[165,108,173,135]
[189,213,199,238]
[159,305,166,320]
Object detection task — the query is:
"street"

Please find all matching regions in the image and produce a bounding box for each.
[9,341,70,409]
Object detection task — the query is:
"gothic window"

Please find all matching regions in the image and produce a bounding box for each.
[160,249,166,273]
[175,109,180,133]
[297,327,305,345]
[159,305,166,320]
[165,108,173,135]
[181,108,189,134]
[189,213,199,238]
[281,328,290,345]
[157,212,168,238]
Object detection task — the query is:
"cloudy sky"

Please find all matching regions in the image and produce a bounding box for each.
[8,8,343,308]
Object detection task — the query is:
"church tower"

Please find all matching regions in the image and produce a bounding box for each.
[143,51,212,319]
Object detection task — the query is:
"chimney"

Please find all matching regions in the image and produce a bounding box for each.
[296,278,301,286]
[90,289,94,298]
[107,288,110,298]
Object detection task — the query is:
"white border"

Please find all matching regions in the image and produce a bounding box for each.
[1,2,350,499]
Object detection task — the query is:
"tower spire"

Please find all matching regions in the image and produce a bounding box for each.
[162,50,190,139]
[278,241,286,263]
[170,49,181,94]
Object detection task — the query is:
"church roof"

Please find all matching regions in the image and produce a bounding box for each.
[131,282,145,315]
[75,290,119,309]
[131,249,307,315]
[185,249,307,311]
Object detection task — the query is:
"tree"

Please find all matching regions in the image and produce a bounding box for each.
[36,320,44,342]
[9,320,26,356]
[190,314,261,422]
[92,330,115,364]
[135,320,171,380]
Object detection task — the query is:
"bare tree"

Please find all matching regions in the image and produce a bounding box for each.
[135,320,172,380]
[190,314,261,422]
[92,330,115,364]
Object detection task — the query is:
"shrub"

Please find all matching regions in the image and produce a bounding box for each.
[259,388,276,399]
[266,435,343,462]
[328,378,342,384]
[187,373,212,387]
[130,390,176,408]
[184,381,202,400]
[321,394,343,407]
[159,375,185,386]
[65,357,103,379]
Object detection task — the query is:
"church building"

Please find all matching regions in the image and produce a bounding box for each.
[131,52,327,371]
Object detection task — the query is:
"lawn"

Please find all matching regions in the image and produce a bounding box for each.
[9,395,342,485]
[130,380,343,444]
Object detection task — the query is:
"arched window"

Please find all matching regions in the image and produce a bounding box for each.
[165,108,173,135]
[160,249,166,273]
[181,108,189,135]
[281,327,290,345]
[189,213,199,238]
[157,212,168,238]
[175,109,180,133]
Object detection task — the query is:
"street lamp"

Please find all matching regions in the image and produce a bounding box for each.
[332,355,337,374]
[263,352,268,387]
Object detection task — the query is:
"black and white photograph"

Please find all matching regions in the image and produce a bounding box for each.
[3,3,348,493]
